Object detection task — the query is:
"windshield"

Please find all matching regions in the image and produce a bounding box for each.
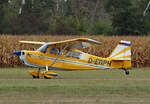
[36,43,50,53]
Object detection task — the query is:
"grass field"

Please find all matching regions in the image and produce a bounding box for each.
[0,67,150,104]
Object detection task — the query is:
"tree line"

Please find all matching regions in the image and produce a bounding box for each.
[0,0,150,35]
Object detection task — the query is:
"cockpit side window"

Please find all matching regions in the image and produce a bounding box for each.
[37,44,50,53]
[50,48,58,54]
[65,50,81,59]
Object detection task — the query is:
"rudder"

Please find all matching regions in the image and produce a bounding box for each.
[109,40,131,60]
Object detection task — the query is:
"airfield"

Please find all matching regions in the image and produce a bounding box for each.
[0,67,150,104]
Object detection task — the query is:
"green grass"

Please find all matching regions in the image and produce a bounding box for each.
[0,67,150,104]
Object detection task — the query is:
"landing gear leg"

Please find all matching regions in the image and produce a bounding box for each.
[37,68,41,78]
[46,66,49,71]
[123,68,130,75]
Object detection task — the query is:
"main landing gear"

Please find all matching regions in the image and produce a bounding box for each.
[123,68,130,75]
[29,68,58,79]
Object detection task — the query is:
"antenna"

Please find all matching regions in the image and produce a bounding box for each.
[143,1,150,17]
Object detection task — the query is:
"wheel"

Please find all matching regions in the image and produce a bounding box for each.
[44,76,51,79]
[125,70,129,75]
[36,68,40,79]
[32,75,37,79]
[37,76,40,79]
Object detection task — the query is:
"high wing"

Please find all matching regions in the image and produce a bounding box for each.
[19,38,101,49]
[47,38,101,49]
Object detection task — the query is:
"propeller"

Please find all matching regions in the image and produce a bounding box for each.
[13,51,21,56]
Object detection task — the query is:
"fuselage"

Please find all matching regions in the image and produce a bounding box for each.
[18,45,131,70]
[13,39,132,77]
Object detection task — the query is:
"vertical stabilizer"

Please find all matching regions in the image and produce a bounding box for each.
[109,40,131,60]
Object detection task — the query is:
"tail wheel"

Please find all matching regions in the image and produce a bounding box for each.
[125,70,129,75]
[124,69,130,75]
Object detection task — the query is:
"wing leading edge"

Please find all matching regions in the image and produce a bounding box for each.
[19,38,101,49]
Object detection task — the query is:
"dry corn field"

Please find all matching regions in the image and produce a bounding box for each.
[0,35,150,67]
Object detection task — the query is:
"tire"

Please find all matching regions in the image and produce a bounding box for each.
[44,76,51,79]
[32,75,37,79]
[125,70,129,75]
[37,76,40,79]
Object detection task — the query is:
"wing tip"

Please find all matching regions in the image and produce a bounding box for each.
[87,38,101,45]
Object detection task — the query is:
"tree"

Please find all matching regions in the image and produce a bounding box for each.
[0,0,10,33]
[0,0,56,34]
[105,0,150,35]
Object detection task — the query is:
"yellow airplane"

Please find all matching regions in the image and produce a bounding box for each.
[13,38,131,79]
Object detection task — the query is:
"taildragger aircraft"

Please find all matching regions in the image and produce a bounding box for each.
[13,38,131,79]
